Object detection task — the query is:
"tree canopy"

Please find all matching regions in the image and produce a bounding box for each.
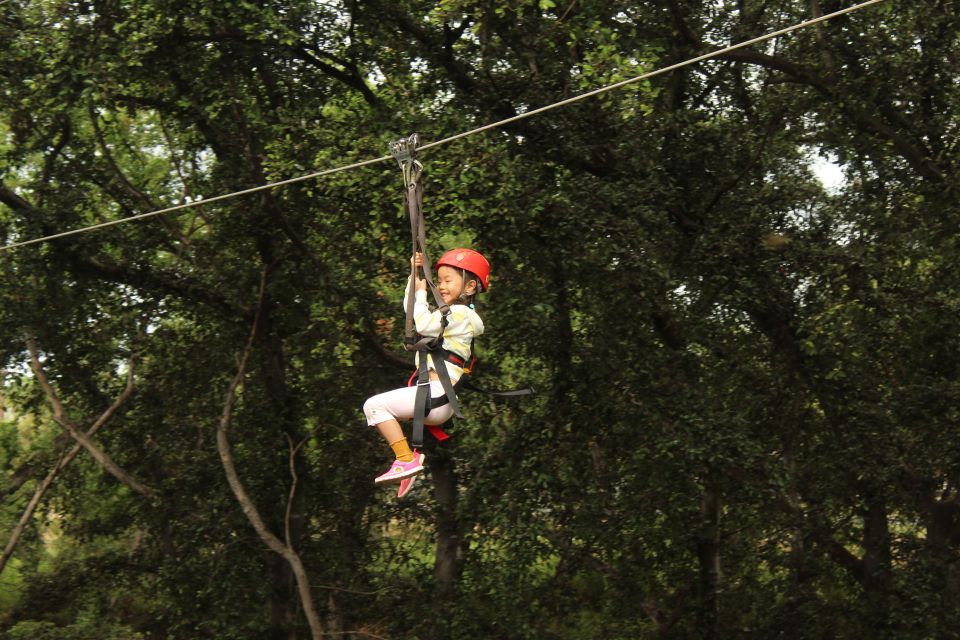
[1,1,959,638]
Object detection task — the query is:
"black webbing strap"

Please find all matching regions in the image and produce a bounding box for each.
[452,341,534,400]
[426,374,535,410]
[390,134,448,353]
[411,352,432,449]
[458,378,535,398]
[430,345,462,418]
[411,343,464,449]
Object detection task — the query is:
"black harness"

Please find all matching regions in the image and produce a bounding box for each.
[409,343,464,449]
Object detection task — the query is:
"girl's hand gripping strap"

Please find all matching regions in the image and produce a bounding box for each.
[390,134,448,352]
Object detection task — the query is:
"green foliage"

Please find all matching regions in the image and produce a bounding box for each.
[1,0,959,638]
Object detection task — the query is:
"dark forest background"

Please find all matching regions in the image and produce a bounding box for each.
[1,1,959,638]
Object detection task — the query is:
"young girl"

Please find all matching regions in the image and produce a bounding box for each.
[363,248,489,497]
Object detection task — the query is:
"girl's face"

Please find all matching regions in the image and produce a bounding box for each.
[436,265,476,305]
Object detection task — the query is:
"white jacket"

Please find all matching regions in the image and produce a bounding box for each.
[403,284,484,384]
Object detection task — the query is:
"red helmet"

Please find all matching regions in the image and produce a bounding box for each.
[435,248,491,291]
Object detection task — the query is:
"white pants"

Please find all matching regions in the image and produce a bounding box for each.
[363,380,454,427]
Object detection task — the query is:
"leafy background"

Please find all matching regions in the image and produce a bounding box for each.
[1,1,958,638]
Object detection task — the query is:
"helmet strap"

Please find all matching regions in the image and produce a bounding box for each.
[456,269,481,308]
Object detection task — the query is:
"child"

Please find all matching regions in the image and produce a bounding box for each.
[363,248,489,496]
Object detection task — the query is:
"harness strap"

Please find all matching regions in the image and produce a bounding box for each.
[411,352,432,449]
[458,378,535,398]
[390,134,494,447]
[430,345,462,419]
[391,134,449,352]
[410,344,463,449]
[425,374,534,409]
[406,347,533,446]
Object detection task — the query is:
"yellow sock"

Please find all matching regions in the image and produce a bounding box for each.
[389,438,415,463]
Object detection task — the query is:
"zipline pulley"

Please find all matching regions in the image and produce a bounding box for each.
[389,133,423,190]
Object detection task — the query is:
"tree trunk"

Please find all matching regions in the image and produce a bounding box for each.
[430,444,465,595]
[259,324,305,639]
[923,496,960,622]
[862,491,892,632]
[268,552,297,640]
[696,482,721,640]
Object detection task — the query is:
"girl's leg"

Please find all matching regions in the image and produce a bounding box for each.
[363,382,454,463]
[367,404,425,486]
[364,387,421,464]
[374,418,404,445]
[374,418,414,462]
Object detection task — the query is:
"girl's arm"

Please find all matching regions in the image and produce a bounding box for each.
[403,252,442,336]
[404,284,444,336]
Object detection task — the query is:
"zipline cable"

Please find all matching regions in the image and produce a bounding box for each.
[417,0,886,153]
[0,154,393,251]
[0,0,885,252]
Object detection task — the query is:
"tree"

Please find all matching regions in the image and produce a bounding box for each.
[2,1,959,638]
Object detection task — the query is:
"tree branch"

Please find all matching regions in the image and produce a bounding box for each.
[373,2,619,177]
[291,45,379,107]
[88,105,191,245]
[665,4,946,183]
[166,30,379,107]
[39,118,73,190]
[715,51,945,182]
[0,183,33,212]
[0,351,136,575]
[75,254,249,318]
[215,269,325,639]
[0,181,244,316]
[157,116,212,243]
[25,336,153,498]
